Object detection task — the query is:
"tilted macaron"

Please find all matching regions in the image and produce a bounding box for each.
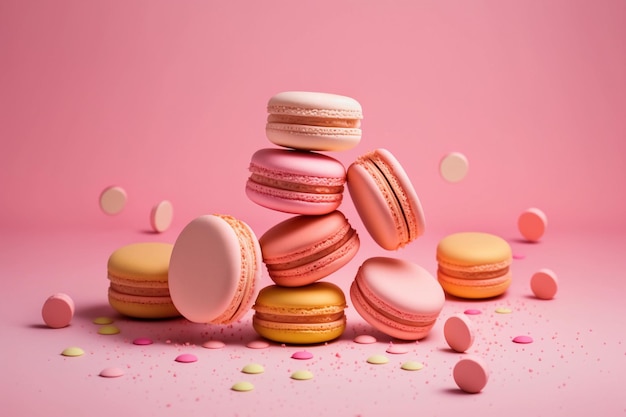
[246,148,346,215]
[350,257,445,340]
[347,148,425,250]
[107,242,180,319]
[252,282,347,344]
[436,232,512,299]
[259,211,360,287]
[168,214,262,324]
[266,91,363,152]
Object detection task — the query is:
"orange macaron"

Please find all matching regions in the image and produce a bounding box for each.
[436,232,512,299]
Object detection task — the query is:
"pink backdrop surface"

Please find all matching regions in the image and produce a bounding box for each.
[1,1,625,416]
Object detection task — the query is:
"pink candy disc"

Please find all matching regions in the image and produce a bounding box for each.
[444,314,475,353]
[99,186,127,215]
[99,367,125,378]
[246,340,270,349]
[512,335,533,344]
[453,356,489,393]
[132,337,153,346]
[353,335,377,344]
[463,309,481,315]
[175,353,198,363]
[530,268,558,300]
[41,293,75,329]
[518,207,547,242]
[291,350,314,360]
[203,340,226,349]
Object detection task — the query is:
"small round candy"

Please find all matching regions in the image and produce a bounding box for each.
[453,356,489,393]
[531,268,558,300]
[440,152,469,183]
[202,340,225,349]
[291,370,314,380]
[241,363,265,374]
[99,186,127,215]
[175,353,197,363]
[42,293,75,328]
[61,347,84,357]
[444,314,475,353]
[150,200,174,233]
[366,354,389,365]
[353,334,377,344]
[99,367,124,378]
[291,351,313,360]
[512,335,533,344]
[231,381,254,392]
[518,207,547,242]
[401,361,424,371]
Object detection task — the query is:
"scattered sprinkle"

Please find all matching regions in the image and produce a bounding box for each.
[246,340,270,349]
[464,309,481,315]
[175,353,198,363]
[513,335,534,344]
[99,367,124,378]
[231,381,254,392]
[495,307,512,314]
[98,325,120,335]
[92,317,114,325]
[61,347,84,357]
[202,340,226,349]
[353,334,377,344]
[241,363,265,374]
[513,253,526,260]
[133,337,153,346]
[291,350,313,360]
[367,354,389,365]
[291,370,314,380]
[401,361,425,371]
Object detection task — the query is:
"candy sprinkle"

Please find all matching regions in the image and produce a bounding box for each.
[367,354,389,365]
[464,309,481,315]
[231,381,254,392]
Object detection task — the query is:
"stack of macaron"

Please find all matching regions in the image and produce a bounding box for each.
[246,91,365,344]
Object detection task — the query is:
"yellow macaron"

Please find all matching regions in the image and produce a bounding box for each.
[252,282,347,344]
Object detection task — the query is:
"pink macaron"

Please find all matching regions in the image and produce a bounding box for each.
[259,211,360,287]
[350,257,445,340]
[347,148,425,250]
[266,91,363,152]
[168,214,262,324]
[246,148,346,215]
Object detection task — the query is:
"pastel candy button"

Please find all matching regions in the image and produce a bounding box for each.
[133,337,153,346]
[291,370,314,380]
[61,347,84,357]
[291,351,313,360]
[353,334,377,344]
[531,269,558,300]
[98,325,120,335]
[41,293,75,328]
[241,364,265,374]
[444,314,475,353]
[453,356,489,393]
[386,344,409,354]
[246,340,270,349]
[203,340,226,349]
[512,335,533,344]
[440,152,469,183]
[401,361,424,371]
[231,381,254,392]
[175,353,197,363]
[92,317,114,325]
[518,207,547,242]
[99,186,127,215]
[150,200,174,233]
[367,354,389,365]
[99,367,124,378]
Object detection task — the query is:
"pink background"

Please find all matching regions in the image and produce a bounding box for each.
[1,1,625,416]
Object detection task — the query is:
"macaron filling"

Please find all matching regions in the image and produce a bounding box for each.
[268,113,361,129]
[248,170,344,195]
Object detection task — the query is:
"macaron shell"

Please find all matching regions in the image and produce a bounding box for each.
[107,289,180,319]
[107,243,173,283]
[437,270,512,299]
[168,215,261,324]
[266,124,361,152]
[252,316,346,344]
[267,91,363,117]
[436,232,512,268]
[249,148,346,181]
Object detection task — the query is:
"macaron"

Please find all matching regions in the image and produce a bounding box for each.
[259,211,360,287]
[266,91,363,151]
[168,214,262,324]
[107,242,180,319]
[350,257,445,340]
[347,148,425,250]
[252,282,347,344]
[246,148,346,215]
[436,232,512,299]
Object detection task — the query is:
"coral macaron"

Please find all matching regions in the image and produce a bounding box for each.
[259,211,360,287]
[168,214,262,324]
[246,148,346,215]
[347,148,425,250]
[107,242,180,319]
[252,282,347,344]
[436,232,512,299]
[350,257,445,340]
[266,91,363,152]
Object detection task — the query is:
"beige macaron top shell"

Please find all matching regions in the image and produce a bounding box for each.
[267,91,363,119]
[107,242,173,282]
[437,232,511,267]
